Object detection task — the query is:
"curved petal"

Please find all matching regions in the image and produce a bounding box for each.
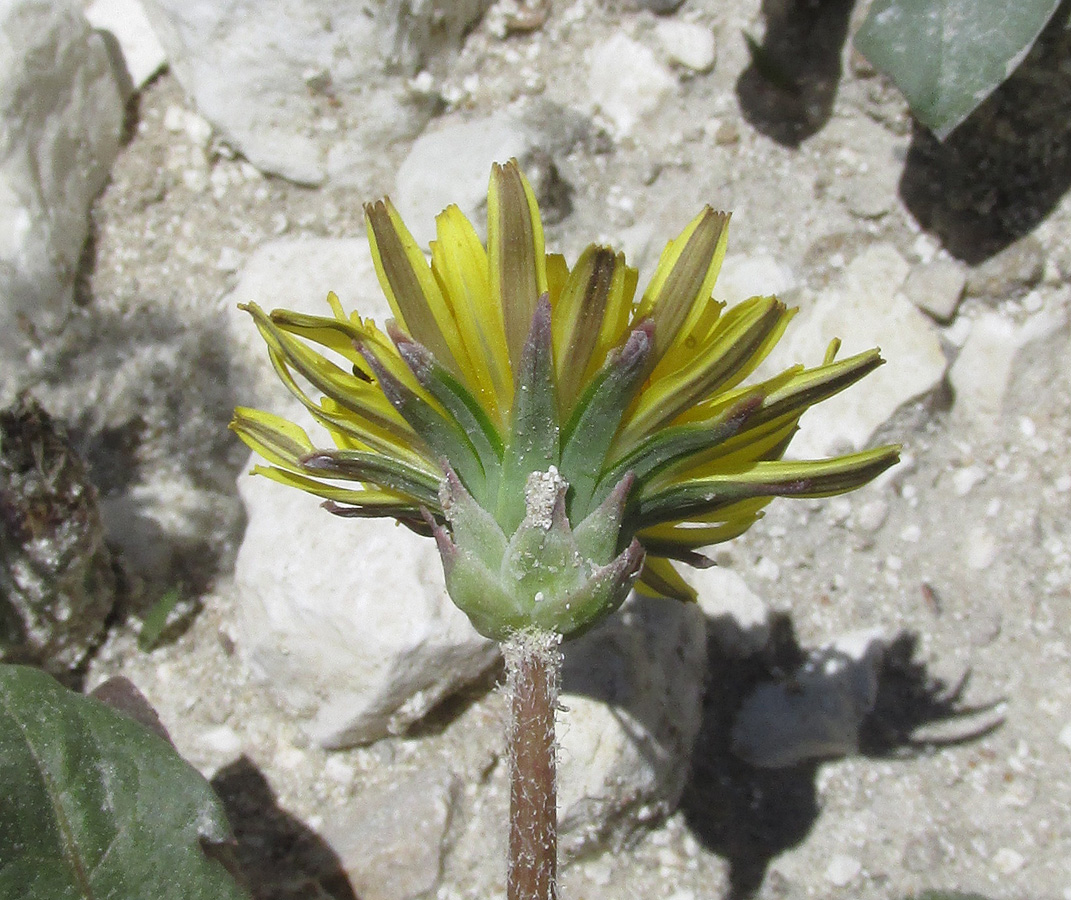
[617,296,793,450]
[430,204,512,423]
[365,197,467,378]
[634,207,730,366]
[488,160,548,371]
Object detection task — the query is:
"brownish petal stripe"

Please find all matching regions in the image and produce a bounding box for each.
[652,209,730,359]
[492,162,542,369]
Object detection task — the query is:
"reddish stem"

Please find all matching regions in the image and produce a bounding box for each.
[505,630,562,900]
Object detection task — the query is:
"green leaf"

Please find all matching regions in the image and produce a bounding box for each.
[911,893,994,900]
[854,0,1062,139]
[137,587,184,652]
[0,665,250,900]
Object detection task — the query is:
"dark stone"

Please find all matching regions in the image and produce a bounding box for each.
[0,395,116,674]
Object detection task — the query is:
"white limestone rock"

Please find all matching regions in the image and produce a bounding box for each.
[655,20,716,73]
[731,629,886,768]
[321,767,459,900]
[964,234,1044,300]
[586,32,676,137]
[86,0,166,88]
[224,237,387,410]
[902,258,967,322]
[0,0,125,402]
[716,252,797,306]
[557,592,707,856]
[233,472,499,748]
[949,306,1069,425]
[138,0,491,185]
[765,244,947,458]
[840,175,893,219]
[691,566,771,657]
[396,115,528,247]
[394,106,586,246]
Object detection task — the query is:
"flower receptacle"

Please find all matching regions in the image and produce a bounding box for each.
[430,464,644,641]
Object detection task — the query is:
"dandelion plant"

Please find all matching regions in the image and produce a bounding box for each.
[232,160,899,900]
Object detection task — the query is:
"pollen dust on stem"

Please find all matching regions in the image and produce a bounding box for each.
[504,628,563,900]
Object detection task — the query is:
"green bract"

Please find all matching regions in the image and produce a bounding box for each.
[233,160,899,641]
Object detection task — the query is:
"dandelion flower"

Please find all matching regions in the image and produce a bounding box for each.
[231,160,898,641]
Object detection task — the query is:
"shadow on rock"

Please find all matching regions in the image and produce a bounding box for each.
[735,0,856,147]
[41,304,252,637]
[681,614,816,900]
[682,615,1001,900]
[899,2,1071,264]
[211,756,359,900]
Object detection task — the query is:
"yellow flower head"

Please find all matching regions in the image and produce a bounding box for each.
[232,160,898,640]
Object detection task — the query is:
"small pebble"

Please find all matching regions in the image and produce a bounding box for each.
[201,725,242,756]
[952,465,985,496]
[992,847,1025,875]
[714,121,739,145]
[829,497,852,525]
[323,755,356,785]
[1058,722,1071,751]
[216,246,242,272]
[1023,289,1044,312]
[275,745,308,770]
[410,70,434,94]
[855,499,889,533]
[163,104,186,132]
[754,556,780,582]
[825,854,862,887]
[842,177,892,219]
[655,20,716,73]
[900,524,921,543]
[182,168,209,193]
[902,259,966,322]
[586,33,676,136]
[964,526,997,570]
[964,236,1044,299]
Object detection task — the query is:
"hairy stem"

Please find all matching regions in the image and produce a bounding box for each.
[504,629,562,900]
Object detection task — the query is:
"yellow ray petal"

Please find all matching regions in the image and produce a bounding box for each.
[365,197,468,378]
[230,408,315,471]
[252,465,422,509]
[488,159,548,370]
[552,245,637,411]
[635,207,730,365]
[430,204,512,426]
[634,555,697,601]
[546,252,569,307]
[617,296,793,451]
